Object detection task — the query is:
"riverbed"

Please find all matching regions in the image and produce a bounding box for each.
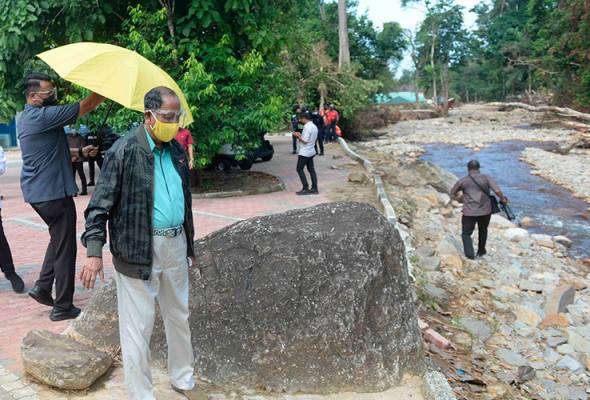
[421,140,590,259]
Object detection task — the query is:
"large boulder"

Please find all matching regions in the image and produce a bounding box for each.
[26,202,425,393]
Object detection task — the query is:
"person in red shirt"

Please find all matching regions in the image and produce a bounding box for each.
[325,104,339,142]
[175,127,194,169]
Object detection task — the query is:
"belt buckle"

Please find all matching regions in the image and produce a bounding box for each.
[165,228,174,238]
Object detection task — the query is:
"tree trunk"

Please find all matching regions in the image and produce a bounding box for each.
[441,64,449,116]
[319,0,326,21]
[430,24,437,105]
[159,0,178,66]
[338,0,351,71]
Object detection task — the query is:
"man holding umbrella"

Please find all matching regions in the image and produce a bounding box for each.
[18,72,104,321]
[80,87,205,400]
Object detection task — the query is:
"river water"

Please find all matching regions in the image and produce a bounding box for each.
[421,141,590,259]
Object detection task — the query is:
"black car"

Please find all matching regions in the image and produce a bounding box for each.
[210,134,274,171]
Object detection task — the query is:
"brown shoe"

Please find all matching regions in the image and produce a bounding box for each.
[171,385,208,400]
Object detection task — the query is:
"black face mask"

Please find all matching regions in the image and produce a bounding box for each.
[42,95,58,107]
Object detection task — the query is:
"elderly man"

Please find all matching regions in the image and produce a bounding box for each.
[451,160,508,259]
[18,72,103,320]
[80,87,205,400]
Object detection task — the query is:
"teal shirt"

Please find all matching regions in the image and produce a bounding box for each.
[145,129,185,229]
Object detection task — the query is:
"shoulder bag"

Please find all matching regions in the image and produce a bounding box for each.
[469,175,501,214]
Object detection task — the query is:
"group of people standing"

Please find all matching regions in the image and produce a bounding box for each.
[0,73,205,399]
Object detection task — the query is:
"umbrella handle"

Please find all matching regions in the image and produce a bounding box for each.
[99,101,115,132]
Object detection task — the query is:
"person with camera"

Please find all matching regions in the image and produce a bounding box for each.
[312,108,325,156]
[0,145,25,293]
[291,105,302,154]
[451,160,508,260]
[66,126,88,196]
[17,72,104,321]
[293,109,319,195]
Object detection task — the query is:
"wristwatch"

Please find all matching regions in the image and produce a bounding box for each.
[78,147,84,158]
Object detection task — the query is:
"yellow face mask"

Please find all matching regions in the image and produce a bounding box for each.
[149,111,179,142]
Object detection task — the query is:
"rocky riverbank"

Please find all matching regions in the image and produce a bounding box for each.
[379,104,572,147]
[521,147,590,203]
[341,144,590,399]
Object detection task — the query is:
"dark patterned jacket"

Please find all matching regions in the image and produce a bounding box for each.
[81,124,195,280]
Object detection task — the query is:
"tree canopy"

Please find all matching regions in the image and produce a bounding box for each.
[0,0,408,161]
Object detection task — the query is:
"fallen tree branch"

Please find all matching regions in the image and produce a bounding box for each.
[489,101,590,122]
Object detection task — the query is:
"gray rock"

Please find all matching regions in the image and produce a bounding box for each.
[421,256,441,271]
[556,385,587,400]
[21,329,112,390]
[459,317,492,342]
[547,336,568,348]
[553,235,573,248]
[543,349,561,365]
[422,370,456,400]
[436,234,462,257]
[568,327,590,354]
[556,356,584,373]
[348,171,369,184]
[557,344,575,354]
[545,285,575,315]
[504,228,530,242]
[496,348,529,367]
[416,245,435,258]
[57,202,426,393]
[424,284,449,305]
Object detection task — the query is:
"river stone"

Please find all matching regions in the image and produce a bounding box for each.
[531,234,555,249]
[515,303,544,327]
[397,160,457,194]
[553,235,573,248]
[61,202,425,393]
[458,317,492,342]
[496,349,529,367]
[423,284,449,305]
[490,214,517,229]
[556,356,584,373]
[545,285,575,315]
[21,329,112,390]
[504,228,530,242]
[420,255,441,271]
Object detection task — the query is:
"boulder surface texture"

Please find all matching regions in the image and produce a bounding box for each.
[33,202,424,393]
[21,330,112,390]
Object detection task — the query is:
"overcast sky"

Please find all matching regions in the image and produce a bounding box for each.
[353,0,483,74]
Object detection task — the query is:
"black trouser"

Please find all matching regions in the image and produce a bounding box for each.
[30,197,77,310]
[461,214,491,259]
[0,210,15,277]
[326,122,337,142]
[315,131,325,155]
[71,161,87,192]
[88,155,103,183]
[296,155,318,191]
[292,135,298,153]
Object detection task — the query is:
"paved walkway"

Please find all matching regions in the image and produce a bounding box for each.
[0,136,353,398]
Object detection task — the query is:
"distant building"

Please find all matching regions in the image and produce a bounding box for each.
[376,91,426,105]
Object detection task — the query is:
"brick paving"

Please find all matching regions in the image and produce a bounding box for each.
[0,135,352,398]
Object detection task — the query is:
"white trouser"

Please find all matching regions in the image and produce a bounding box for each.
[115,233,195,400]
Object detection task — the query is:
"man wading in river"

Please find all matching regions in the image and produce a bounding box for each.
[451,160,508,259]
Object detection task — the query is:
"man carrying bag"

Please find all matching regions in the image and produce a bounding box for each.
[451,160,508,259]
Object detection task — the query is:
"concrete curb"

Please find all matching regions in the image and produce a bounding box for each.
[192,179,285,199]
[337,138,457,400]
[337,138,410,276]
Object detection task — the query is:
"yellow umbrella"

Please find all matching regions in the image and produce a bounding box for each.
[37,42,193,126]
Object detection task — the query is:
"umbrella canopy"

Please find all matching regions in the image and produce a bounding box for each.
[37,42,193,126]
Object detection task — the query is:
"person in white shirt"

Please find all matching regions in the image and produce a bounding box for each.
[0,146,25,293]
[293,109,319,195]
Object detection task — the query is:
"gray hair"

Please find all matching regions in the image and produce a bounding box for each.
[144,86,178,110]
